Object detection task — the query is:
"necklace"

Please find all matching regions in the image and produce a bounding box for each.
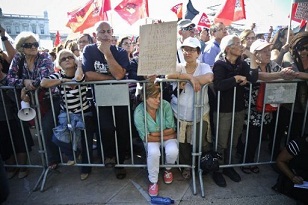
[185,64,197,74]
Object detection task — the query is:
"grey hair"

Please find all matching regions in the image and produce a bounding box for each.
[220,34,238,53]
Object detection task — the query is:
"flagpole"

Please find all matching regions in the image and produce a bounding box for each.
[287,0,294,43]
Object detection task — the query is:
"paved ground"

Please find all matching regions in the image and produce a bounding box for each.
[3,162,297,205]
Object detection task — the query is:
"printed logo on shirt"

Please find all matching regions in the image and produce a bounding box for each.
[94,61,109,74]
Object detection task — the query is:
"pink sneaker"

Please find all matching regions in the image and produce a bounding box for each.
[163,170,173,184]
[148,183,158,196]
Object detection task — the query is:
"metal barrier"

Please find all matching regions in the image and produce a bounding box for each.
[0,86,45,191]
[1,79,307,197]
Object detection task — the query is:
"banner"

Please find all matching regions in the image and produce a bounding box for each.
[66,0,111,33]
[214,0,246,26]
[170,3,183,20]
[138,22,177,75]
[198,13,211,28]
[294,2,308,21]
[114,0,149,25]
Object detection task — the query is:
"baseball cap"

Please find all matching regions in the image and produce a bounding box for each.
[181,37,201,49]
[177,19,195,28]
[250,39,271,53]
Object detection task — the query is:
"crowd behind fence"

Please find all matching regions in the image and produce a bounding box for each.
[0,78,307,197]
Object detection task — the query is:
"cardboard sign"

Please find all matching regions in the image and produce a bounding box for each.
[264,83,297,104]
[138,21,177,76]
[295,2,308,21]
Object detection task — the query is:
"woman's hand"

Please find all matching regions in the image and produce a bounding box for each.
[234,75,248,85]
[21,87,30,102]
[190,76,201,92]
[24,79,36,91]
[280,67,298,80]
[291,175,304,185]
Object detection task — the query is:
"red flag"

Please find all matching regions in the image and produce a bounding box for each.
[170,3,183,19]
[114,0,149,25]
[290,3,302,23]
[198,13,211,28]
[214,0,246,26]
[54,31,61,47]
[66,0,111,33]
[291,2,308,23]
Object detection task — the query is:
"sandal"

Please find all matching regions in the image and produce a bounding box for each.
[182,168,191,180]
[250,166,260,173]
[48,162,58,170]
[240,166,251,174]
[114,168,126,179]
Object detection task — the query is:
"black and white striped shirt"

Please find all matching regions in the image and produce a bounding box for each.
[45,73,90,113]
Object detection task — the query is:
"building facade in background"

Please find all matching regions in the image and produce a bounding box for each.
[0,8,63,50]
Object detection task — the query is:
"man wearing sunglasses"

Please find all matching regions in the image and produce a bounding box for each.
[177,19,196,63]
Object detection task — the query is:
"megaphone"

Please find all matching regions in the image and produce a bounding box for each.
[18,101,36,121]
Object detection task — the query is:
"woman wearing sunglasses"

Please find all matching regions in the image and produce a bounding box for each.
[273,31,308,159]
[41,49,95,180]
[7,31,60,176]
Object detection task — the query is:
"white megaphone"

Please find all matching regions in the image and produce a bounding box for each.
[18,101,36,121]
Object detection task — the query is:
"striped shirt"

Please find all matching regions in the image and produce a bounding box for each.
[44,72,90,113]
[286,137,308,171]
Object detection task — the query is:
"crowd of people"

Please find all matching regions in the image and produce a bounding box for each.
[0,18,307,203]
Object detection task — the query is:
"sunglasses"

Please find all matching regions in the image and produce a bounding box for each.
[60,56,74,63]
[181,26,194,31]
[298,46,308,52]
[22,42,39,48]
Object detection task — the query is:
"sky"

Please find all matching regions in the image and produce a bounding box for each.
[0,0,293,36]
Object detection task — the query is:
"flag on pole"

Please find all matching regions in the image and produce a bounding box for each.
[66,0,111,33]
[214,0,246,26]
[170,3,183,20]
[185,0,199,20]
[54,31,61,47]
[114,0,149,25]
[197,13,211,28]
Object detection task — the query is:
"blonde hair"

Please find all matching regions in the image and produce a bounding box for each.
[14,32,39,53]
[55,49,78,70]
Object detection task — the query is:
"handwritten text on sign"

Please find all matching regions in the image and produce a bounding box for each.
[138,21,177,76]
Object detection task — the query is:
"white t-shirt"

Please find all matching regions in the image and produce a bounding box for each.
[171,62,212,122]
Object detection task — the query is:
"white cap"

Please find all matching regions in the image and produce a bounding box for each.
[250,39,271,53]
[181,37,201,49]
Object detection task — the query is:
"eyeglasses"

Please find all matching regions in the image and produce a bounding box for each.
[182,47,197,53]
[298,46,308,52]
[181,26,195,31]
[22,42,39,48]
[245,36,256,41]
[60,56,74,63]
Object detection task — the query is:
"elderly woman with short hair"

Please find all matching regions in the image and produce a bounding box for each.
[7,31,61,173]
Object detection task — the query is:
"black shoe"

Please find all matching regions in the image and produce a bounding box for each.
[212,172,226,187]
[223,168,241,182]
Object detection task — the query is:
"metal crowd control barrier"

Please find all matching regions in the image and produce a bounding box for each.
[1,78,307,197]
[0,86,45,192]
